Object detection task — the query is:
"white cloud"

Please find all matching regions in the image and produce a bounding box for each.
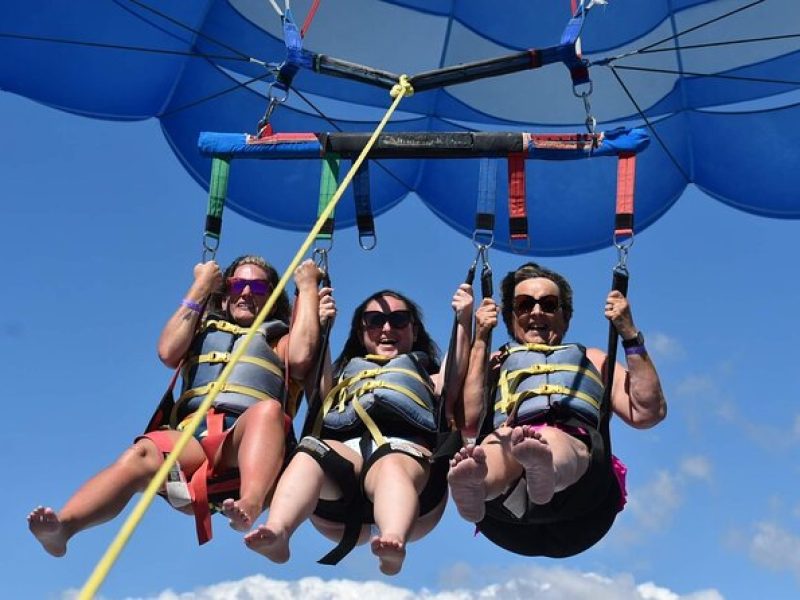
[647,333,685,361]
[747,522,800,580]
[618,456,713,543]
[80,569,724,600]
[626,470,682,532]
[675,375,718,399]
[679,456,713,482]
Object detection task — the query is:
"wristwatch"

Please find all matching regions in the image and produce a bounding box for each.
[621,331,645,349]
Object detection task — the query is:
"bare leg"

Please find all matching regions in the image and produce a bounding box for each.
[28,435,205,557]
[218,401,286,531]
[447,444,488,523]
[366,452,428,576]
[245,439,358,563]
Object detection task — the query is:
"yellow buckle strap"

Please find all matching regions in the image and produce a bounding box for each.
[352,397,388,447]
[505,343,571,355]
[203,319,253,336]
[185,352,283,378]
[495,383,601,416]
[178,382,276,405]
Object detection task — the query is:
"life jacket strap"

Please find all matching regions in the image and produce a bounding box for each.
[185,351,284,378]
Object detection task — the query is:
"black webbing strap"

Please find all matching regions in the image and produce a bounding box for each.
[353,161,376,250]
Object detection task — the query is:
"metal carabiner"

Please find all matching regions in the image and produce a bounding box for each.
[257,80,290,134]
[202,234,219,262]
[613,232,634,273]
[312,246,330,277]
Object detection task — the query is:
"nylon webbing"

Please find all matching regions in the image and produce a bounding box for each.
[615,152,636,238]
[475,158,497,244]
[353,162,376,249]
[204,157,229,260]
[79,75,415,600]
[317,154,340,242]
[507,152,528,243]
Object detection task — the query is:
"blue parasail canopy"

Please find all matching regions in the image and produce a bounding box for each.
[2,0,799,255]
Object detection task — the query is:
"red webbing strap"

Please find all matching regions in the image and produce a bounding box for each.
[301,0,322,37]
[189,408,227,545]
[615,152,636,238]
[507,152,528,241]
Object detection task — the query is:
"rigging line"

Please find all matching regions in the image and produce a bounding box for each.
[161,70,275,117]
[125,0,253,61]
[0,31,249,62]
[289,86,417,195]
[639,0,766,53]
[612,64,800,87]
[608,65,691,184]
[637,33,800,54]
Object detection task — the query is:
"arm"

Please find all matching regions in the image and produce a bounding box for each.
[157,261,222,368]
[275,259,324,380]
[460,297,499,438]
[437,283,474,429]
[588,290,667,429]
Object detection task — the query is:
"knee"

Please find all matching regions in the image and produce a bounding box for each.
[117,439,163,477]
[244,400,284,423]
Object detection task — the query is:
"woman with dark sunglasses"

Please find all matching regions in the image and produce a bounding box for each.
[245,286,474,575]
[448,261,667,557]
[28,255,327,556]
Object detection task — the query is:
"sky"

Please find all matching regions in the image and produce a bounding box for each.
[4,57,800,600]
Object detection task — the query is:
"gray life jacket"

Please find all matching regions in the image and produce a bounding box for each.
[493,343,604,429]
[173,318,288,424]
[320,352,438,441]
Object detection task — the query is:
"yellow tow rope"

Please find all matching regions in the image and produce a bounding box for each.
[79,75,415,599]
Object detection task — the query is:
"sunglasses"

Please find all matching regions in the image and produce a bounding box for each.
[362,310,413,330]
[227,277,271,296]
[512,294,560,315]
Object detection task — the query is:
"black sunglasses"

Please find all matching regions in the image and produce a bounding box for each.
[362,310,413,330]
[512,294,560,315]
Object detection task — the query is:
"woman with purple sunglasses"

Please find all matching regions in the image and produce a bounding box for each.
[245,286,473,575]
[28,255,328,555]
[448,261,667,558]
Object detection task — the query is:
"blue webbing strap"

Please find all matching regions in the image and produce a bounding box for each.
[475,158,497,246]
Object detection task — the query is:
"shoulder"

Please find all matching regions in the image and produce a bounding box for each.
[585,346,608,372]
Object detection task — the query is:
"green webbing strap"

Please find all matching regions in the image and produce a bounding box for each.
[317,153,340,243]
[204,157,230,260]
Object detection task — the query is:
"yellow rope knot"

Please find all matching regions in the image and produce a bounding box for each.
[390,74,414,98]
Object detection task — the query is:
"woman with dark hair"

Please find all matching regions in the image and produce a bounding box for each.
[245,285,473,575]
[28,256,326,555]
[447,262,667,557]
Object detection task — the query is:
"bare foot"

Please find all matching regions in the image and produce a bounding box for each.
[244,524,290,563]
[370,534,406,576]
[221,498,258,532]
[510,425,555,505]
[28,506,68,557]
[447,444,488,523]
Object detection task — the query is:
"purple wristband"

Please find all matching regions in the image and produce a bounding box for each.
[181,298,202,313]
[623,345,647,356]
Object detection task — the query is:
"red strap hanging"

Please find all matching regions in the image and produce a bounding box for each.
[507,152,528,242]
[615,152,636,238]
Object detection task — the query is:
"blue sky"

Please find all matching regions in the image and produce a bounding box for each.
[4,89,800,600]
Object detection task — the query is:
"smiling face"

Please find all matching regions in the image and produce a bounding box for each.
[360,294,417,358]
[222,263,270,327]
[511,277,568,345]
